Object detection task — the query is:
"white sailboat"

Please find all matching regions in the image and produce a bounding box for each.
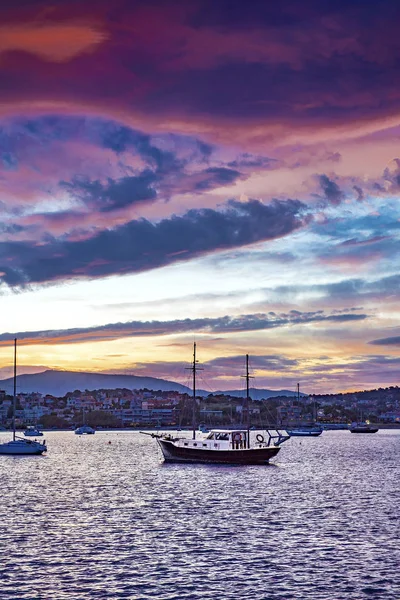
[24,426,44,437]
[0,339,47,456]
[75,424,95,435]
[286,384,323,437]
[75,408,95,435]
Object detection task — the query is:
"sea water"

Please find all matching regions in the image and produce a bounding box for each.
[0,430,398,599]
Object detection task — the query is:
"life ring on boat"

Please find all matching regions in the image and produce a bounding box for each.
[256,434,264,443]
[232,432,242,442]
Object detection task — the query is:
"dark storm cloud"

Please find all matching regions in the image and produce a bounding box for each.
[0,198,306,286]
[0,309,368,345]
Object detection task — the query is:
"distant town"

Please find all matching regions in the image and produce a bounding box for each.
[0,385,399,429]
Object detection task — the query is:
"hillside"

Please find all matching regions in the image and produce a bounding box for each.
[0,369,304,399]
[0,370,193,397]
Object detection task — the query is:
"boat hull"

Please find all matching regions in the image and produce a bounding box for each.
[349,428,378,433]
[287,430,322,437]
[0,440,46,455]
[157,439,280,464]
[75,426,95,435]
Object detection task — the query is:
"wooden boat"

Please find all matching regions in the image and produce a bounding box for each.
[143,346,289,465]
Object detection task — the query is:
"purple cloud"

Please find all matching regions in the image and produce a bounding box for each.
[0,198,306,286]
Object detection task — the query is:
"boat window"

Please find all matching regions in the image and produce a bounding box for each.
[216,433,229,441]
[205,433,214,440]
[203,443,207,447]
[193,443,197,447]
[184,442,188,446]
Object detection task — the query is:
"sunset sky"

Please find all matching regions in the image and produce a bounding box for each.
[0,0,399,393]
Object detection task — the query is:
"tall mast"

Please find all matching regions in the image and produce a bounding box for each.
[13,338,17,441]
[188,342,202,440]
[246,354,250,448]
[297,382,300,425]
[192,343,196,439]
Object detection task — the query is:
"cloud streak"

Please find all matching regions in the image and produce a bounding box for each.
[0,23,106,62]
[369,336,400,346]
[0,310,369,346]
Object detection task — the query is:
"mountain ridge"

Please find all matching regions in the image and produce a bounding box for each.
[0,369,301,399]
[0,369,192,396]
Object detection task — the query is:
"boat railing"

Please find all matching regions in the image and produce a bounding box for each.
[265,429,291,447]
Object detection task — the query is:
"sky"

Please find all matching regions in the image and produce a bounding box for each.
[0,0,400,393]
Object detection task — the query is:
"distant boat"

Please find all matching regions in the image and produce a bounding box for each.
[75,424,95,435]
[286,384,323,437]
[0,339,47,456]
[286,425,323,437]
[74,406,95,435]
[142,347,290,465]
[24,426,44,437]
[349,422,379,434]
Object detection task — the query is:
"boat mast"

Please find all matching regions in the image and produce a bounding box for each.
[189,342,202,440]
[246,354,250,449]
[13,338,17,441]
[297,382,300,425]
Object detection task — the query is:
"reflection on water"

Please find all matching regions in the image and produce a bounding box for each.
[0,430,399,599]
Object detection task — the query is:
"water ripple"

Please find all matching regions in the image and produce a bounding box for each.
[0,430,399,599]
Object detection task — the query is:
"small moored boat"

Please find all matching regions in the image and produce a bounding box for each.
[0,339,47,456]
[286,425,323,437]
[349,422,379,434]
[0,438,47,455]
[24,426,44,437]
[286,384,323,437]
[75,424,95,435]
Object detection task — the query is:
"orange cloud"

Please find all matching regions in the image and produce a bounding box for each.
[0,23,106,62]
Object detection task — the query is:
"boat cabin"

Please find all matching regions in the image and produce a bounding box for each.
[205,429,250,449]
[159,427,288,451]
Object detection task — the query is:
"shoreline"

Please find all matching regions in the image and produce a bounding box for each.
[1,422,399,433]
